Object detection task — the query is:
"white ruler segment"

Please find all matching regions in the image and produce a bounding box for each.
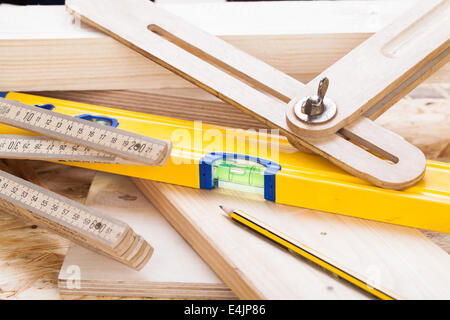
[0,168,127,248]
[0,98,172,166]
[0,135,143,164]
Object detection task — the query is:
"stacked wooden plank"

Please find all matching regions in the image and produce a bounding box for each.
[0,2,448,92]
[31,89,263,129]
[59,169,450,299]
[59,173,235,299]
[134,178,450,300]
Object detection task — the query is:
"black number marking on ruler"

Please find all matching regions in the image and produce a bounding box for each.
[0,168,127,247]
[0,135,143,164]
[0,98,172,166]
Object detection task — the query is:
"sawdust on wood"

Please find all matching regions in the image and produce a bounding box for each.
[0,162,95,299]
[377,84,450,163]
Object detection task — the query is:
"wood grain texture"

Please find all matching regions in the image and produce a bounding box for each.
[31,89,264,130]
[1,3,448,92]
[134,178,450,300]
[377,85,450,163]
[59,172,235,299]
[0,161,93,299]
[66,0,428,190]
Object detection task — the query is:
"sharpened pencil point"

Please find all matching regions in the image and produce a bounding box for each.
[219,205,233,216]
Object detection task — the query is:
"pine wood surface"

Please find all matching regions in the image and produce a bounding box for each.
[58,172,236,299]
[135,178,450,299]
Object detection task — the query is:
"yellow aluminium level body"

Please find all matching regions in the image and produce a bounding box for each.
[1,92,449,233]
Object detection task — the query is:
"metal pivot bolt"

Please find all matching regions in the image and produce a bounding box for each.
[294,77,337,124]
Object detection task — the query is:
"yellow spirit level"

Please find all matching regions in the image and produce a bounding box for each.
[1,91,449,233]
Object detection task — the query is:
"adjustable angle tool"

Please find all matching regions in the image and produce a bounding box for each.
[66,0,449,190]
[1,92,448,233]
[0,97,172,270]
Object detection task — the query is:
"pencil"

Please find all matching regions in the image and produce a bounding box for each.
[219,205,402,300]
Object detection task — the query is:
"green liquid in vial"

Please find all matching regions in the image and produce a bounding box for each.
[213,159,265,194]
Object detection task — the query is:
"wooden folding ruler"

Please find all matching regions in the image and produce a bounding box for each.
[66,0,449,190]
[0,97,172,270]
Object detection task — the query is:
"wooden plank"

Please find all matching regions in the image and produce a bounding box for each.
[134,178,450,300]
[31,89,264,129]
[59,172,236,299]
[0,3,448,92]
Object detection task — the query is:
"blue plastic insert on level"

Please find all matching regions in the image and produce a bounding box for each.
[199,152,281,201]
[34,103,55,110]
[0,93,55,110]
[76,114,119,128]
[0,92,55,110]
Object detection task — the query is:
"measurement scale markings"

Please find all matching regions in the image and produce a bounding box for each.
[0,135,143,164]
[0,99,171,166]
[0,169,127,246]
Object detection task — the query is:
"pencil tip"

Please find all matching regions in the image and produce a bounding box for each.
[218,205,229,217]
[219,205,233,216]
